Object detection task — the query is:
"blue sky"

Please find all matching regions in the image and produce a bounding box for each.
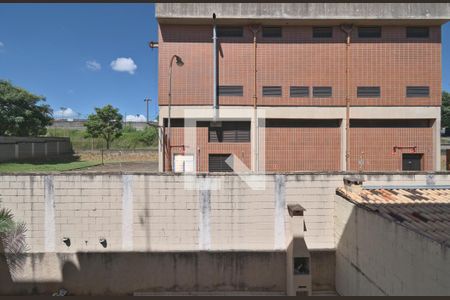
[0,4,449,121]
[0,4,158,121]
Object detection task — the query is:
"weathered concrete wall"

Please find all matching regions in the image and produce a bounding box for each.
[0,251,286,295]
[0,137,73,163]
[156,3,450,23]
[310,250,335,292]
[334,194,450,296]
[2,173,450,295]
[0,173,336,252]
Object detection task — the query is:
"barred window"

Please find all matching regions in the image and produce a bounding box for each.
[357,87,380,98]
[218,85,243,96]
[263,86,282,97]
[290,86,309,98]
[313,87,332,98]
[313,27,333,38]
[217,26,243,37]
[407,27,429,38]
[406,86,430,98]
[358,26,381,38]
[262,26,282,38]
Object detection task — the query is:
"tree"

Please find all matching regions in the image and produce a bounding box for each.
[84,105,123,149]
[0,207,28,273]
[442,91,450,129]
[0,80,52,136]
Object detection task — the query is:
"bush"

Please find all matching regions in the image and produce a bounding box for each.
[46,125,158,151]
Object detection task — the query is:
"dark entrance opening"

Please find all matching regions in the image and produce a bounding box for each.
[402,153,423,171]
[209,154,233,172]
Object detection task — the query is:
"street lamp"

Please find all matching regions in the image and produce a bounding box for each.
[167,54,184,171]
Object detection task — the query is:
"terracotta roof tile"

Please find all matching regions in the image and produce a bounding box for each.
[336,187,450,247]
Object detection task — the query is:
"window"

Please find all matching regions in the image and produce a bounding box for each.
[263,86,282,97]
[209,154,234,172]
[406,86,430,98]
[407,27,429,38]
[217,26,243,37]
[265,119,340,128]
[358,26,381,38]
[357,86,380,98]
[293,257,310,275]
[209,121,250,143]
[402,154,423,171]
[290,86,309,98]
[218,85,243,96]
[313,87,332,98]
[313,27,333,38]
[262,26,282,38]
[350,119,432,128]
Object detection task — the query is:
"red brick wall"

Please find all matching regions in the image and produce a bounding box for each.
[163,121,434,172]
[158,25,441,107]
[349,127,434,171]
[264,126,341,172]
[163,125,251,172]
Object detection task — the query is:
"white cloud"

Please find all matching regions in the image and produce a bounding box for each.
[110,57,137,74]
[125,114,146,122]
[54,107,79,119]
[86,60,101,71]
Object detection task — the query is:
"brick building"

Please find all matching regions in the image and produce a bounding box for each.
[155,3,447,173]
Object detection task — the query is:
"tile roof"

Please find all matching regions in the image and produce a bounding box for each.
[336,187,450,247]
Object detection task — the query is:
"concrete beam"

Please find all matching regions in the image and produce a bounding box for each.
[156,3,450,25]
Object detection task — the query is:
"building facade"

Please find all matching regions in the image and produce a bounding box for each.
[155,3,448,173]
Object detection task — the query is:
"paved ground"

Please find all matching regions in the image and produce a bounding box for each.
[78,161,159,172]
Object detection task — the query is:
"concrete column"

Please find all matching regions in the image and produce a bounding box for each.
[31,142,35,158]
[251,109,257,172]
[286,204,311,296]
[274,174,286,249]
[158,113,165,172]
[340,118,347,171]
[434,114,441,171]
[44,143,48,157]
[56,141,60,155]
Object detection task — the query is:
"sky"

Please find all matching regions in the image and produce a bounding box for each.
[0,4,158,121]
[0,4,449,122]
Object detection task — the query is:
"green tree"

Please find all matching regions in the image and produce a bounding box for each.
[84,105,123,149]
[139,126,158,146]
[442,91,450,129]
[0,80,52,136]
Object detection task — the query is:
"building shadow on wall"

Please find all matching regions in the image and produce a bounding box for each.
[335,194,450,296]
[0,250,286,295]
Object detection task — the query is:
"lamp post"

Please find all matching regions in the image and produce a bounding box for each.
[167,54,184,171]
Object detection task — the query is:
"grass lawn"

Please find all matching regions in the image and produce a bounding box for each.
[0,160,101,173]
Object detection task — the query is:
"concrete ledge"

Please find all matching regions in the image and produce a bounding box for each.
[156,3,450,24]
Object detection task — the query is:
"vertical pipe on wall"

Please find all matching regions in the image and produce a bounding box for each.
[212,13,218,121]
[340,24,353,171]
[250,25,261,172]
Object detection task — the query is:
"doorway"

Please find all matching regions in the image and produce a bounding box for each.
[402,153,423,171]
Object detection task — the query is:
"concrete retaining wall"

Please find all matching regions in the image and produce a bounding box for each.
[334,193,450,296]
[0,251,286,295]
[0,137,73,163]
[1,172,450,295]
